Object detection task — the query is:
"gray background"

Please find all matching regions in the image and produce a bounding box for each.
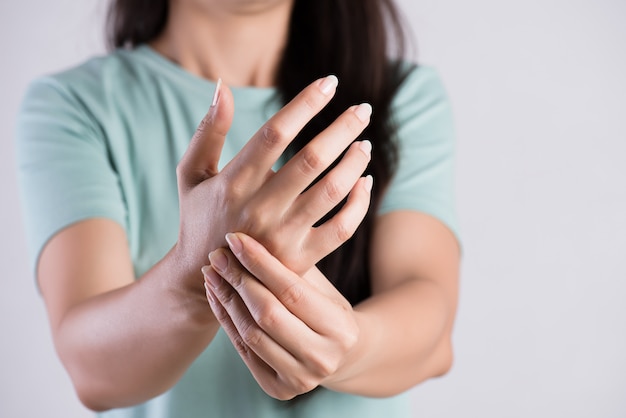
[1,0,625,417]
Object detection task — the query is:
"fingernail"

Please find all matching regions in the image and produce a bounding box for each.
[354,103,372,123]
[211,78,222,107]
[201,265,211,276]
[319,75,338,95]
[225,233,243,255]
[359,140,372,156]
[202,265,222,289]
[208,250,228,272]
[364,175,373,192]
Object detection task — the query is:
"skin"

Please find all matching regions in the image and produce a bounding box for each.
[37,0,460,411]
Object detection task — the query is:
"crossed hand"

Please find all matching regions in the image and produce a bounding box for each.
[176,75,373,399]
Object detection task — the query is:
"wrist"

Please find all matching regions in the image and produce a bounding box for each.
[155,243,218,331]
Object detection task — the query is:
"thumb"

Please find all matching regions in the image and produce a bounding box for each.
[178,79,234,189]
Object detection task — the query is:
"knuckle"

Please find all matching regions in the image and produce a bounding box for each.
[232,334,252,359]
[335,314,359,352]
[339,327,359,352]
[222,188,242,209]
[322,178,344,204]
[175,161,196,187]
[215,285,237,308]
[255,304,280,331]
[299,146,324,176]
[290,374,318,395]
[261,123,288,150]
[219,293,237,313]
[239,206,263,234]
[211,303,230,323]
[278,282,304,306]
[334,219,354,243]
[240,319,264,349]
[227,268,247,292]
[307,354,338,378]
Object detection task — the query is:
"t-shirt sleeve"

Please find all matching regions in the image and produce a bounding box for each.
[16,77,127,275]
[378,66,459,242]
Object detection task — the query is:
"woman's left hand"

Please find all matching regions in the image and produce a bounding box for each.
[202,232,360,400]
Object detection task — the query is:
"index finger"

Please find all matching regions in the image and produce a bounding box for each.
[222,75,338,186]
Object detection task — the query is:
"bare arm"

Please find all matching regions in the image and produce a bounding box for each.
[37,76,373,410]
[40,220,218,411]
[326,210,459,395]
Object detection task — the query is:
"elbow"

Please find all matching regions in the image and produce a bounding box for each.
[77,393,111,413]
[72,376,113,412]
[432,336,454,378]
[57,350,112,412]
[60,351,114,412]
[65,356,167,411]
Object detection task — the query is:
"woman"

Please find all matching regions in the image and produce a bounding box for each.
[17,0,460,416]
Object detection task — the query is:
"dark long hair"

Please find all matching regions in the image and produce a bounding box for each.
[107,0,413,306]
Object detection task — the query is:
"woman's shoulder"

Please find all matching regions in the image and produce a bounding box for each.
[392,62,451,116]
[25,47,151,103]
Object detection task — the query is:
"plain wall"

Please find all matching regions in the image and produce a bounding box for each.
[1,1,625,417]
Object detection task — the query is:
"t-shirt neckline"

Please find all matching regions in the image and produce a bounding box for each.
[132,44,279,109]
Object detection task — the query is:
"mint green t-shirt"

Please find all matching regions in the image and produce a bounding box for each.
[16,45,457,418]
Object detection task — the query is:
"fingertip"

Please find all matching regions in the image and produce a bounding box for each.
[205,79,232,113]
[364,175,373,192]
[191,80,234,139]
[211,78,223,107]
[201,265,211,276]
[319,74,339,95]
[203,262,223,289]
[208,250,228,272]
[202,266,217,304]
[225,232,243,255]
[359,140,372,156]
[354,103,372,123]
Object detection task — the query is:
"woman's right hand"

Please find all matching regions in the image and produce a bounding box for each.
[175,76,373,284]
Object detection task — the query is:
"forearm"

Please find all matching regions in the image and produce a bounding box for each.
[54,247,218,411]
[322,277,456,397]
